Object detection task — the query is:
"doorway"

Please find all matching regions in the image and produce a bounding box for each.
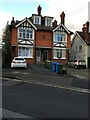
[43,50,48,62]
[36,50,41,63]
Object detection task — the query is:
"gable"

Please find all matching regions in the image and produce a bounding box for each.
[53,24,73,35]
[15,17,37,30]
[71,32,87,46]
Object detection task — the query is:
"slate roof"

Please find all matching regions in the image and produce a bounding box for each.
[77,31,90,45]
[34,24,53,31]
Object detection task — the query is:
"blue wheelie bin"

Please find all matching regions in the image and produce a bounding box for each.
[56,62,60,73]
[52,62,56,72]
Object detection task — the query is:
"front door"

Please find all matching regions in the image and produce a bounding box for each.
[43,50,48,62]
[36,50,41,63]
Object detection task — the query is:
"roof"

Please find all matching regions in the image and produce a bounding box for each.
[35,24,53,31]
[77,31,90,45]
[15,17,37,30]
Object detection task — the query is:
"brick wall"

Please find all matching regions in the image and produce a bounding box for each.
[67,34,71,48]
[35,31,53,47]
[11,28,18,45]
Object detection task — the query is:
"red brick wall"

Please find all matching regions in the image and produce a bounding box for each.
[35,31,53,47]
[26,58,35,64]
[11,28,18,45]
[67,34,71,48]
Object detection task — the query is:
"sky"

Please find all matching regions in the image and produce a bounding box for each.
[0,0,89,40]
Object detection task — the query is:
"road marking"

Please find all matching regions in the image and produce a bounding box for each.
[1,107,32,118]
[67,72,88,80]
[2,77,90,94]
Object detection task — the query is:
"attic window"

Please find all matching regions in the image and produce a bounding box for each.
[34,16,41,25]
[45,18,52,26]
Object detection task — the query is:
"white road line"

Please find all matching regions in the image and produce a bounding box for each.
[2,77,90,94]
[1,107,32,118]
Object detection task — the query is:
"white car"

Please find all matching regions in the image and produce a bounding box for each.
[67,59,86,69]
[11,57,27,68]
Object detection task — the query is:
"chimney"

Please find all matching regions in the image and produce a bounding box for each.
[60,11,65,25]
[37,5,42,15]
[86,21,89,32]
[82,21,89,33]
[53,20,57,28]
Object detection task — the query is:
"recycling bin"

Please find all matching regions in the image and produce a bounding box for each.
[48,61,52,69]
[58,63,63,74]
[56,62,60,73]
[45,60,49,68]
[52,62,57,72]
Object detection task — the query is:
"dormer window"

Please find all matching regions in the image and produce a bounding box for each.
[45,17,53,26]
[34,16,41,25]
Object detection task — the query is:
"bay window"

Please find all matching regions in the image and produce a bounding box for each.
[54,32,66,42]
[18,28,34,39]
[18,47,33,58]
[54,49,66,59]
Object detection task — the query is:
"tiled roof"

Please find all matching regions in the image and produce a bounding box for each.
[35,24,53,31]
[77,31,90,45]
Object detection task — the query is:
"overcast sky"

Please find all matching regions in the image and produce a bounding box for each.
[0,0,89,40]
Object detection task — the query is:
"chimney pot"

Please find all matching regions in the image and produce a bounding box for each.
[53,20,57,28]
[11,17,15,26]
[37,5,42,15]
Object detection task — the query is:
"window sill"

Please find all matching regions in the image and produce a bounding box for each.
[53,58,66,60]
[18,56,33,59]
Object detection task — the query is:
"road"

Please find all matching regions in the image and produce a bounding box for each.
[2,78,88,119]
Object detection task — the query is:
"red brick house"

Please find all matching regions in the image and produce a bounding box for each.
[9,5,73,64]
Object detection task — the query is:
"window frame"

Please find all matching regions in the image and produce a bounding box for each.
[79,45,83,51]
[54,32,66,43]
[45,18,52,26]
[34,16,41,25]
[53,49,66,59]
[18,28,34,40]
[18,46,33,58]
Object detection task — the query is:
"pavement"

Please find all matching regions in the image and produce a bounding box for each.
[2,64,90,93]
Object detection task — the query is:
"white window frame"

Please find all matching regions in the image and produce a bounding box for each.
[53,48,66,59]
[18,28,34,40]
[34,16,41,25]
[54,32,67,43]
[79,45,83,51]
[45,18,52,26]
[18,46,33,58]
[75,46,78,51]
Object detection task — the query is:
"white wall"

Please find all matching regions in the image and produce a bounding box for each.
[70,34,86,60]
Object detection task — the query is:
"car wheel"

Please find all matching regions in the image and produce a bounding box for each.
[83,66,86,69]
[75,65,78,69]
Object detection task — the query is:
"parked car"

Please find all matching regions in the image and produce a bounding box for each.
[67,59,86,69]
[11,57,27,68]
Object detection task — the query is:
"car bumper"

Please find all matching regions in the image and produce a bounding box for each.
[11,63,27,68]
[77,65,86,68]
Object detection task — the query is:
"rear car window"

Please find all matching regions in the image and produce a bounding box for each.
[14,58,24,60]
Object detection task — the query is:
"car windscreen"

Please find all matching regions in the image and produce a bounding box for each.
[14,58,24,60]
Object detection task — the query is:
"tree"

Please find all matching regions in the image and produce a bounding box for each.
[2,22,11,66]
